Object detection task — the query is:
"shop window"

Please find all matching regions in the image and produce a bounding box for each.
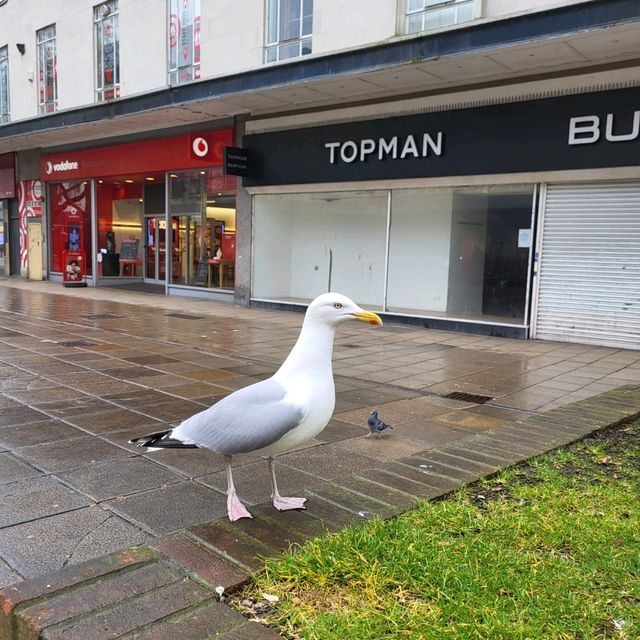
[406,0,477,34]
[265,0,313,63]
[94,0,119,101]
[168,0,200,84]
[0,45,8,123]
[169,169,236,290]
[96,181,144,277]
[49,182,93,276]
[0,200,5,273]
[387,186,534,322]
[252,191,388,307]
[36,25,57,114]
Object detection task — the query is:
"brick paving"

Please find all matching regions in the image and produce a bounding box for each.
[0,279,639,638]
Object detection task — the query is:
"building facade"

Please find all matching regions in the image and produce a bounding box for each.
[0,0,638,348]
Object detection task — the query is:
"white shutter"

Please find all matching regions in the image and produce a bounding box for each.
[534,182,640,349]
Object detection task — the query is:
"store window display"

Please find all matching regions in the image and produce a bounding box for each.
[49,182,93,275]
[169,168,236,289]
[253,185,534,324]
[96,181,143,277]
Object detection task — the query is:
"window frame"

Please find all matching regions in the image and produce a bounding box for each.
[265,0,313,64]
[0,45,9,123]
[405,0,480,34]
[36,24,57,114]
[167,0,201,85]
[94,0,120,102]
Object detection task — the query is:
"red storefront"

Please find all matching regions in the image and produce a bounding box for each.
[40,129,237,293]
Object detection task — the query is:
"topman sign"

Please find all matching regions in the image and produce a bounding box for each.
[325,132,444,164]
[243,86,640,187]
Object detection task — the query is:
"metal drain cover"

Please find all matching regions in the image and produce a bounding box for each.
[443,391,493,404]
[165,313,204,320]
[83,313,122,320]
[58,340,97,348]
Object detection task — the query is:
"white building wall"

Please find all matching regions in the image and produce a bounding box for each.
[484,0,597,19]
[0,0,604,121]
[120,0,167,94]
[202,1,264,78]
[55,3,94,112]
[313,0,396,53]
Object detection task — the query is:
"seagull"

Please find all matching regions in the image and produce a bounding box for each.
[130,292,383,521]
[367,409,393,438]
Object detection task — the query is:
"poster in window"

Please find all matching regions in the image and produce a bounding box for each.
[169,0,200,79]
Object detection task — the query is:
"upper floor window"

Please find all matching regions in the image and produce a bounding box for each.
[265,0,312,63]
[406,0,475,34]
[94,0,119,101]
[168,0,200,84]
[0,46,8,123]
[37,25,57,114]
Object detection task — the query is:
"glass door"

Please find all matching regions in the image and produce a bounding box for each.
[144,215,166,282]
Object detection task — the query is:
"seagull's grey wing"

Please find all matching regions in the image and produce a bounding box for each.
[172,378,304,455]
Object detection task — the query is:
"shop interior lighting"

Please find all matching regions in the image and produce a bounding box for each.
[145,177,154,181]
[169,174,178,178]
[125,179,134,183]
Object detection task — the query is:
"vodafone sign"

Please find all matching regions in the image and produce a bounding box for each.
[39,129,233,180]
[188,133,226,162]
[45,160,79,175]
[191,136,209,158]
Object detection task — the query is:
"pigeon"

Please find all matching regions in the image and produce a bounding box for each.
[130,292,383,521]
[367,409,393,438]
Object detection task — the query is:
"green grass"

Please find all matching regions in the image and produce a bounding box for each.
[244,422,640,639]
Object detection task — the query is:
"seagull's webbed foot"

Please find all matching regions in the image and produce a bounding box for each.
[225,455,252,521]
[268,456,307,512]
[273,495,307,511]
[227,492,253,521]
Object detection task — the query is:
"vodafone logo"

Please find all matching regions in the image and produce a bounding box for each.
[45,159,79,175]
[192,137,209,158]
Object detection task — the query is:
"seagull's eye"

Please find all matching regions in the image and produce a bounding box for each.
[333,303,343,309]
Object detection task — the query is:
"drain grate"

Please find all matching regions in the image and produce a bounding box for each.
[165,313,204,320]
[443,391,493,404]
[58,340,97,348]
[83,313,122,320]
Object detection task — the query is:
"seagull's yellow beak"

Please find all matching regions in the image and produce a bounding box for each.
[351,309,383,327]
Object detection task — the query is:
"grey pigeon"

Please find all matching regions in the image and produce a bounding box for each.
[367,409,393,438]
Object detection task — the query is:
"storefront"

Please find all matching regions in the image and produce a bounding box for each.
[40,128,237,297]
[244,85,640,347]
[0,152,15,276]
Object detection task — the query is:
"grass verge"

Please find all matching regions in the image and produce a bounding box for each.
[240,421,640,639]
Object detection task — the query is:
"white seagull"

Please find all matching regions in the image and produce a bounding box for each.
[130,292,383,521]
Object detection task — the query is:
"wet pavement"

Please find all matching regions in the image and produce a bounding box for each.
[1,278,640,587]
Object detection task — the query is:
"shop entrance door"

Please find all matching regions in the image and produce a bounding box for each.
[144,216,166,283]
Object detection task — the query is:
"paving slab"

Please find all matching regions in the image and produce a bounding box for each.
[105,481,227,534]
[0,453,42,485]
[0,421,85,448]
[0,506,150,578]
[14,436,132,473]
[0,476,90,529]
[58,456,184,501]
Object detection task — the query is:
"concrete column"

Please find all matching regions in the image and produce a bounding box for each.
[233,115,252,307]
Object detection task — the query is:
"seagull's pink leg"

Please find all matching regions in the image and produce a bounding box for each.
[225,456,252,521]
[269,457,307,511]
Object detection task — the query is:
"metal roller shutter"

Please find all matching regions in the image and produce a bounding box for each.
[534,182,640,349]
